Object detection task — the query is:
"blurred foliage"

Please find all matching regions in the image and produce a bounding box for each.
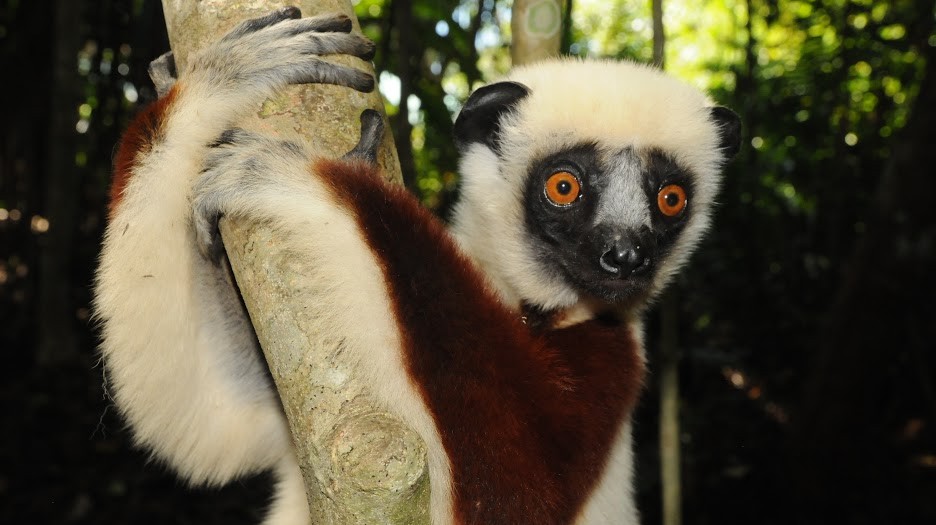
[1,0,934,523]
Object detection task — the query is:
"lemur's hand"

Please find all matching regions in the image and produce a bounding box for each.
[193,129,310,263]
[170,7,375,124]
[193,107,386,264]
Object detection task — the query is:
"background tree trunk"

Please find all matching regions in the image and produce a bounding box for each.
[160,1,430,522]
[511,0,565,65]
[389,0,417,191]
[651,0,664,69]
[37,0,83,365]
[659,294,682,525]
[651,3,682,524]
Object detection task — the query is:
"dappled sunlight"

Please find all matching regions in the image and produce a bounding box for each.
[29,215,49,234]
[722,366,790,425]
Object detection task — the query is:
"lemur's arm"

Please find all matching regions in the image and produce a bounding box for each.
[191,115,645,525]
[94,9,374,525]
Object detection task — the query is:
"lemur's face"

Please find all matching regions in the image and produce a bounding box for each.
[523,144,693,306]
[451,59,741,312]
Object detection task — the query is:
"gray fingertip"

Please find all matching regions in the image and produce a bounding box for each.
[332,15,353,33]
[359,39,377,61]
[278,6,302,21]
[354,73,376,93]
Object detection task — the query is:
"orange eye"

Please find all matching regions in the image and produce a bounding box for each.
[657,184,687,217]
[544,171,581,206]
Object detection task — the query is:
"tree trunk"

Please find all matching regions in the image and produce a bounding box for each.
[37,0,83,365]
[161,1,430,522]
[658,290,682,525]
[651,3,681,524]
[651,0,664,69]
[390,0,417,191]
[511,0,565,66]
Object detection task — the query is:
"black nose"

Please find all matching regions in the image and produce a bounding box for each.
[600,239,648,277]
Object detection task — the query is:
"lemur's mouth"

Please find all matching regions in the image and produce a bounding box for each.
[559,260,655,306]
[596,271,653,296]
[591,279,654,307]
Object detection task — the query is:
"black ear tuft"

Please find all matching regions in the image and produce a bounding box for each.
[454,81,530,154]
[710,106,742,160]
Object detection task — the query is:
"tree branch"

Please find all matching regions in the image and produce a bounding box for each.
[160,1,430,522]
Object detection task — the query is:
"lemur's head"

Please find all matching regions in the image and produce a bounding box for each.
[451,58,741,313]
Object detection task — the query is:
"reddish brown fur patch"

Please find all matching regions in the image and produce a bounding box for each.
[109,85,180,218]
[314,158,645,525]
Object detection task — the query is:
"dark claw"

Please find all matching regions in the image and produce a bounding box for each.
[223,6,302,41]
[356,73,376,93]
[359,39,376,62]
[343,109,384,165]
[331,15,354,33]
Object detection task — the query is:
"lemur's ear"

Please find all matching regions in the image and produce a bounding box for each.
[454,81,530,154]
[710,106,742,160]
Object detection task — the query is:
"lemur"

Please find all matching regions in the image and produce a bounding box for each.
[95,7,741,525]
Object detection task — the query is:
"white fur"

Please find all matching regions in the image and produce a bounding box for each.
[575,423,638,525]
[95,80,306,523]
[95,15,380,525]
[576,322,646,524]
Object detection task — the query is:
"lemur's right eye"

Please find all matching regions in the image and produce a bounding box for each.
[657,184,687,217]
[544,171,581,206]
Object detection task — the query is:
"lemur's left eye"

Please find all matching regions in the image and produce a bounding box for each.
[657,184,687,217]
[544,171,581,206]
